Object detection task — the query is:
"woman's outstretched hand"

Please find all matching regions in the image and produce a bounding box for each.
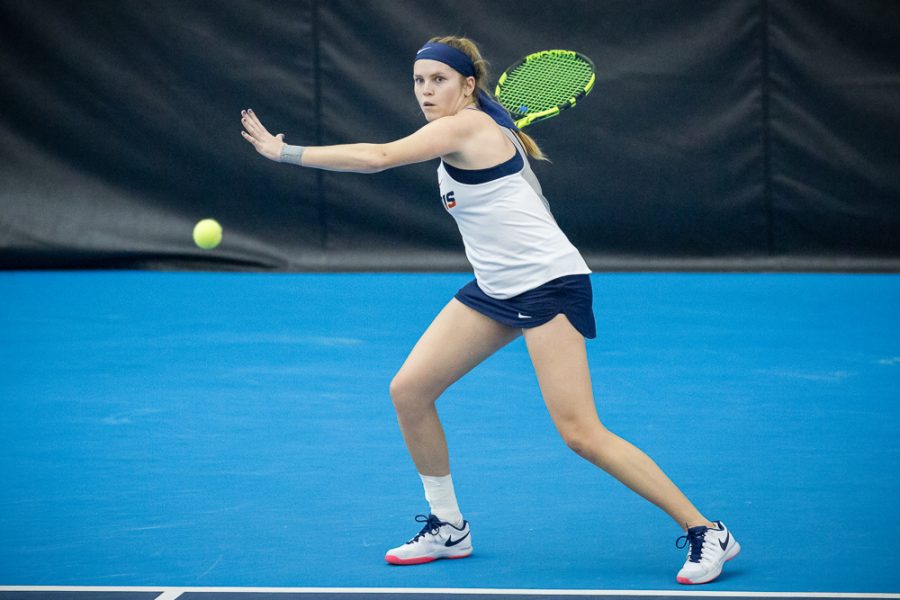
[240,109,285,161]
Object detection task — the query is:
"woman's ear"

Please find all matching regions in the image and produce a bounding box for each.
[464,76,476,97]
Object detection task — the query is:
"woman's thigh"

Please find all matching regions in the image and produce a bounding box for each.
[522,313,601,431]
[392,298,521,403]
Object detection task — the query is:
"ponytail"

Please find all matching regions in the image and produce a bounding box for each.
[514,130,548,162]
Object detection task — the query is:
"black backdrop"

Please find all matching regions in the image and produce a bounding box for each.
[1,0,899,271]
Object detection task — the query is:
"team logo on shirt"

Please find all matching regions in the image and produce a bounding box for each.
[441,190,457,210]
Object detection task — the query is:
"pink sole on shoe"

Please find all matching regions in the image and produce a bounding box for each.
[385,553,470,565]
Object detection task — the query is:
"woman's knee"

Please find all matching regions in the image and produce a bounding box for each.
[389,372,439,414]
[557,419,611,458]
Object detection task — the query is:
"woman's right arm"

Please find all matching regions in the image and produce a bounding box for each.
[240,108,478,173]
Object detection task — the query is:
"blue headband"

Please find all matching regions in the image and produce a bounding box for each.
[415,42,476,78]
[415,42,518,130]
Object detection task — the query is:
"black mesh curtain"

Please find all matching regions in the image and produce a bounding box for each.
[1,0,898,271]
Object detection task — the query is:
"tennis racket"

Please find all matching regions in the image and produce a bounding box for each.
[494,50,596,129]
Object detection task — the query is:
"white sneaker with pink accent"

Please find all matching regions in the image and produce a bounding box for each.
[676,521,741,584]
[385,514,473,565]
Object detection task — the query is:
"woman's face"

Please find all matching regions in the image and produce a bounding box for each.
[414,59,475,121]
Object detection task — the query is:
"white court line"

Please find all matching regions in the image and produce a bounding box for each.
[0,588,898,598]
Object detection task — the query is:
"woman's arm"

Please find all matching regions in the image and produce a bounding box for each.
[240,108,473,173]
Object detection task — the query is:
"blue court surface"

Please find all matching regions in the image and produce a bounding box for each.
[1,272,899,598]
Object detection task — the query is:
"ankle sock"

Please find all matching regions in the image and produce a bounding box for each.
[419,473,463,526]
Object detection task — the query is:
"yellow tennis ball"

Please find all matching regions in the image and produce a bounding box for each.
[193,219,222,250]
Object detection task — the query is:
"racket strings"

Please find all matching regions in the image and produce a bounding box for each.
[498,56,593,116]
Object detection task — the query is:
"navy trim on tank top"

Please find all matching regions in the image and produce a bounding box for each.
[442,150,524,185]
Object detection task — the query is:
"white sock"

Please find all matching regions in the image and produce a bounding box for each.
[419,473,463,526]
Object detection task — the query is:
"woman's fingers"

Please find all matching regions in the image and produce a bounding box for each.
[240,109,262,136]
[241,112,258,138]
[242,109,272,138]
[242,114,264,138]
[241,109,283,161]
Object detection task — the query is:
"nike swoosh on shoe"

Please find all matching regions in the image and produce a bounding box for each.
[719,531,730,551]
[445,531,470,547]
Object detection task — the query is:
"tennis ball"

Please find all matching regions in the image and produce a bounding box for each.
[193,218,222,250]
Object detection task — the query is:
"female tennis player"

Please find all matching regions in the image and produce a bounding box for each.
[241,36,739,585]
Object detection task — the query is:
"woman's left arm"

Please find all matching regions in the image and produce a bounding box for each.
[240,108,472,173]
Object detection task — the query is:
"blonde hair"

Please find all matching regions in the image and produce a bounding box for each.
[428,36,548,161]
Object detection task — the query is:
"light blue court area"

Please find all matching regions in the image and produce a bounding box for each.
[1,272,899,593]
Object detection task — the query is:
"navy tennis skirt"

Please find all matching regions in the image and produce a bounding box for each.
[454,274,596,339]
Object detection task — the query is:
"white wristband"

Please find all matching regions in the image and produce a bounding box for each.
[279,144,306,165]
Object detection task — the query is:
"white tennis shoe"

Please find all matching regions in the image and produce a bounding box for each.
[385,514,473,565]
[676,520,741,584]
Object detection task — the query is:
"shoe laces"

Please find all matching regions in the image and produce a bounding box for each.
[408,514,444,544]
[675,526,708,563]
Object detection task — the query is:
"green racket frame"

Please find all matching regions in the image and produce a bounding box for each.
[494,49,596,129]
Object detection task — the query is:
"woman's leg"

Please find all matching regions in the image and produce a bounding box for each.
[522,314,713,530]
[390,298,520,476]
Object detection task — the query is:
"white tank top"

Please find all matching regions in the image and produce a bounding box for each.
[437,127,591,299]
